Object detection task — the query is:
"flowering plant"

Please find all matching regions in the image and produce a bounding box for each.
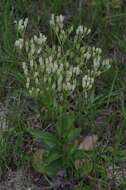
[15,15,110,106]
[14,15,111,176]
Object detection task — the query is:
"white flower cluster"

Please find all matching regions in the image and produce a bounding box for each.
[14,15,111,100]
[14,18,28,50]
[15,18,28,33]
[15,38,24,49]
[76,25,91,35]
[50,14,64,29]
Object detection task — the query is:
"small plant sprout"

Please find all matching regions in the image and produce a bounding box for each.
[15,15,111,102]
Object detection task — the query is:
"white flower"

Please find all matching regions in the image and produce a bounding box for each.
[44,76,47,83]
[26,82,30,89]
[83,27,91,35]
[59,64,63,71]
[35,78,39,85]
[53,62,58,72]
[52,83,56,90]
[26,77,30,83]
[50,14,55,26]
[18,19,23,32]
[24,68,28,75]
[34,35,38,43]
[30,43,36,55]
[93,58,100,69]
[59,15,64,23]
[65,62,69,68]
[39,57,43,65]
[57,79,62,92]
[82,77,86,89]
[90,78,94,84]
[49,56,53,63]
[67,71,72,78]
[34,72,38,78]
[87,28,91,34]
[30,60,34,68]
[102,59,110,67]
[76,25,83,35]
[76,67,80,75]
[22,62,26,70]
[15,38,24,49]
[37,47,42,54]
[67,82,72,91]
[36,88,40,94]
[25,41,29,52]
[29,89,33,95]
[24,18,28,28]
[39,33,47,44]
[96,48,102,54]
[17,18,28,33]
[46,65,52,74]
[57,68,61,75]
[58,75,63,83]
[72,81,76,91]
[85,52,91,60]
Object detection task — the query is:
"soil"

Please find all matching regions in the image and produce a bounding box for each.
[0,168,40,190]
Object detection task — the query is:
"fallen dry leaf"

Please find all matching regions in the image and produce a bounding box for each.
[79,134,98,150]
[75,134,98,169]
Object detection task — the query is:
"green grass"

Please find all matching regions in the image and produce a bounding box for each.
[0,0,126,189]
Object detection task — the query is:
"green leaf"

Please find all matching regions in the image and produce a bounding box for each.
[83,185,92,190]
[66,127,81,141]
[32,149,62,176]
[68,143,78,155]
[56,113,75,135]
[28,129,59,147]
[95,164,107,178]
[45,151,61,165]
[82,159,93,175]
[43,159,62,176]
[73,149,85,161]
